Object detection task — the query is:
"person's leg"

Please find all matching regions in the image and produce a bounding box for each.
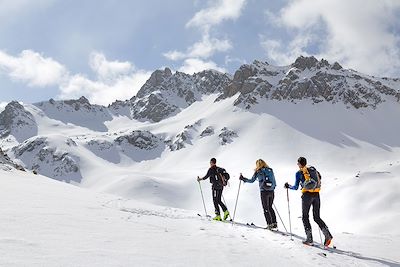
[212,188,220,215]
[216,188,230,220]
[216,188,227,212]
[302,193,313,231]
[311,193,327,229]
[267,191,277,225]
[302,193,313,243]
[261,191,272,225]
[312,193,333,245]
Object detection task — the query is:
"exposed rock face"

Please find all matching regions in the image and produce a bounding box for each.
[10,136,81,183]
[218,56,400,110]
[130,68,232,122]
[115,130,161,150]
[0,146,25,172]
[219,127,238,145]
[200,126,215,138]
[0,101,37,142]
[168,121,202,151]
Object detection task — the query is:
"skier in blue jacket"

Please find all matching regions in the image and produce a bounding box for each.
[240,159,277,230]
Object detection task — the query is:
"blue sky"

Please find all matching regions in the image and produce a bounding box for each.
[1,0,399,106]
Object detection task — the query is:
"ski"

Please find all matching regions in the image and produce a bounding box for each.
[303,241,337,253]
[245,222,290,236]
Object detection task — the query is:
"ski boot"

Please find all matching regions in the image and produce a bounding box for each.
[213,214,222,221]
[223,210,230,220]
[302,229,313,245]
[322,227,333,247]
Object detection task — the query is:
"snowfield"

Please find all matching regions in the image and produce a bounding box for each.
[1,170,399,267]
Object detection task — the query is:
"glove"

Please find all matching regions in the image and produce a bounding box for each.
[284,182,290,189]
[239,174,244,181]
[197,176,202,182]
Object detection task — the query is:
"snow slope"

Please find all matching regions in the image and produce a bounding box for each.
[3,94,400,238]
[1,169,399,267]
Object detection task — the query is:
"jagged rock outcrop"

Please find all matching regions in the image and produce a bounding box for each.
[218,56,400,109]
[130,68,232,122]
[10,136,81,183]
[200,126,215,138]
[168,121,202,151]
[0,101,37,142]
[115,130,162,150]
[219,127,238,145]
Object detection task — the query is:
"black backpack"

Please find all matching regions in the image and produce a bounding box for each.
[302,166,321,190]
[217,167,230,186]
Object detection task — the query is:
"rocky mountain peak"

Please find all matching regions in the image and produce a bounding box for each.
[136,68,173,99]
[0,101,37,141]
[129,67,231,122]
[332,62,343,70]
[292,55,319,70]
[148,67,173,87]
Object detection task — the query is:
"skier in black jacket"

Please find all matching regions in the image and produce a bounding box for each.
[197,158,230,221]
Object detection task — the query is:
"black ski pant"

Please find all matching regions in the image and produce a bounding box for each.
[302,192,328,232]
[260,190,277,225]
[212,187,227,215]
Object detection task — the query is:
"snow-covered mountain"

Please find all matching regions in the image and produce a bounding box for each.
[0,101,37,142]
[219,56,400,109]
[124,68,231,122]
[1,56,400,266]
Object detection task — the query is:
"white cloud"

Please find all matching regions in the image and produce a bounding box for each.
[178,58,227,75]
[186,0,247,31]
[263,0,400,77]
[89,52,133,81]
[0,50,68,87]
[163,50,186,61]
[163,0,247,73]
[58,53,151,105]
[0,49,151,105]
[163,33,232,61]
[260,34,315,65]
[59,70,151,105]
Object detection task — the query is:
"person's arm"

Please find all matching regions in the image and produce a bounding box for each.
[198,168,212,181]
[288,172,301,190]
[241,171,257,183]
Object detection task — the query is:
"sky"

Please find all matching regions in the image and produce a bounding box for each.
[0,0,399,106]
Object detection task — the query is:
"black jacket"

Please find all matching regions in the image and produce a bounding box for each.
[202,166,223,189]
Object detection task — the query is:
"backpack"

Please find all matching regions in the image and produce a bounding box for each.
[261,167,276,190]
[217,167,230,186]
[302,166,321,190]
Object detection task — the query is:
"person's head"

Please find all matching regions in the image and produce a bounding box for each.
[210,158,216,167]
[255,159,269,171]
[297,157,307,168]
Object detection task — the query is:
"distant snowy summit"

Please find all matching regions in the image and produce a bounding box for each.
[218,56,400,109]
[111,68,231,122]
[0,55,399,183]
[1,56,400,129]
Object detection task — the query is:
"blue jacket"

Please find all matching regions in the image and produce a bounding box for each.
[242,167,276,191]
[288,171,303,190]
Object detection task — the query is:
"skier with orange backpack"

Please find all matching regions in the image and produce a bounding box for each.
[284,157,333,246]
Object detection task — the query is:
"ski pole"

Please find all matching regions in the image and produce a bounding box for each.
[232,180,242,224]
[318,228,323,245]
[273,203,288,233]
[198,180,208,217]
[286,188,293,240]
